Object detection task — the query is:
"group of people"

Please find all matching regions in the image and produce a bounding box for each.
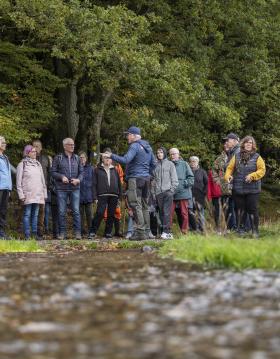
[0,127,266,240]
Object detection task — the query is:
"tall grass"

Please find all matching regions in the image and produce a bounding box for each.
[0,240,43,253]
[159,231,280,270]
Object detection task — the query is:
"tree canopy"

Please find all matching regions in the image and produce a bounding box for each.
[0,0,279,176]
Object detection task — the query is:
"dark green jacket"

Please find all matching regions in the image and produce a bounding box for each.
[173,160,194,200]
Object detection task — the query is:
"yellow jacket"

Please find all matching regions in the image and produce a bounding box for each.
[224,155,266,182]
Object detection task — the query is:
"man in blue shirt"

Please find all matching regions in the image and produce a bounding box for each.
[0,136,12,239]
[103,126,156,240]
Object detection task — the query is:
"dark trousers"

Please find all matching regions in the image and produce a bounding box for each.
[233,193,260,231]
[91,196,118,235]
[80,203,93,234]
[171,200,189,234]
[156,191,173,233]
[212,197,222,231]
[0,190,9,235]
[51,204,59,238]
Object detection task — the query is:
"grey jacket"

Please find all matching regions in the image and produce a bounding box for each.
[153,159,178,195]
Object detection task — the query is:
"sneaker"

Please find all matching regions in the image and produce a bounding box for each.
[125,232,133,240]
[160,232,170,240]
[168,233,173,239]
[57,234,66,240]
[88,232,96,240]
[104,233,113,239]
[75,233,82,240]
[147,231,155,239]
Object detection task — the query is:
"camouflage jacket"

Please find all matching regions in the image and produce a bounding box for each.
[212,151,232,196]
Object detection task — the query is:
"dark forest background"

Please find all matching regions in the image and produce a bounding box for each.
[1,0,279,178]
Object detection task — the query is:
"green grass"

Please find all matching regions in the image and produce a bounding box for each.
[0,240,44,253]
[117,239,164,250]
[159,227,280,270]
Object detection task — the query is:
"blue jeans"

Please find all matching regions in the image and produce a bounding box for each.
[23,204,39,238]
[57,190,81,236]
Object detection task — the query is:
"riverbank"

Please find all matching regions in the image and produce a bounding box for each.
[1,223,280,270]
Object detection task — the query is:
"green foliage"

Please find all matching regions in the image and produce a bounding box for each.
[160,229,280,270]
[0,0,279,174]
[0,240,44,253]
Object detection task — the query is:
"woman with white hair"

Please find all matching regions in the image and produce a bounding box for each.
[189,156,208,232]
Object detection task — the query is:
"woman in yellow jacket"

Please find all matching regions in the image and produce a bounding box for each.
[224,136,265,238]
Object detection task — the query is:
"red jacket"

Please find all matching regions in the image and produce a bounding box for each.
[207,170,222,200]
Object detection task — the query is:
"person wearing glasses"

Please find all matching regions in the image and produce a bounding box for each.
[0,136,13,239]
[225,136,266,238]
[169,148,194,235]
[51,138,83,240]
[16,145,47,240]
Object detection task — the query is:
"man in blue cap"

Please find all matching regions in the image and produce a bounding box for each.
[102,126,156,240]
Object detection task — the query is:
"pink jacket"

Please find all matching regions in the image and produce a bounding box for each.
[16,158,47,205]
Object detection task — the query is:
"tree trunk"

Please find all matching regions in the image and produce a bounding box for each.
[93,90,113,162]
[54,59,79,146]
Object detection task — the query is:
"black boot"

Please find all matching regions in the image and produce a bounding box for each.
[249,214,259,239]
[236,210,245,236]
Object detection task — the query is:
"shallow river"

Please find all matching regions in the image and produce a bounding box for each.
[0,250,279,359]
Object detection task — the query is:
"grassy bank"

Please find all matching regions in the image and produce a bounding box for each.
[0,240,44,253]
[159,226,280,270]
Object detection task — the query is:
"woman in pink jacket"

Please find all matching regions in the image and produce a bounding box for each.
[16,145,47,239]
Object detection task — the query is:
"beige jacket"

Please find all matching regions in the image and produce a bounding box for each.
[16,158,47,205]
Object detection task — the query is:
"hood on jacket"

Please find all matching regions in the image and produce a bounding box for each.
[136,139,153,154]
[156,147,167,160]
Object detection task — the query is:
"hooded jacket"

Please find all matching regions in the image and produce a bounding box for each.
[0,154,12,191]
[111,139,156,179]
[153,147,178,195]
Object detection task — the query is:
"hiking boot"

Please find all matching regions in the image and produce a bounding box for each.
[75,233,82,240]
[129,232,146,241]
[88,232,96,240]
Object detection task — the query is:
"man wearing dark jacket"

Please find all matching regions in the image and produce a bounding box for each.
[51,138,83,240]
[153,147,178,239]
[189,156,208,232]
[103,126,156,240]
[223,133,240,231]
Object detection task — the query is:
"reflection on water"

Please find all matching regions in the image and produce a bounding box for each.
[0,251,279,358]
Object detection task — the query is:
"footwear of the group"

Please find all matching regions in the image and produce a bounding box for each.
[160,232,173,240]
[88,232,96,240]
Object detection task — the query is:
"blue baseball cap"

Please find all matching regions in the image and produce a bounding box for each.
[124,126,141,135]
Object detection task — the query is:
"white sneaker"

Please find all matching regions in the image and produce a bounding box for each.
[161,232,170,240]
[168,233,173,239]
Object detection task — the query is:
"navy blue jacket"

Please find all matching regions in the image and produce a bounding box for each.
[111,140,156,179]
[80,164,94,204]
[51,152,83,191]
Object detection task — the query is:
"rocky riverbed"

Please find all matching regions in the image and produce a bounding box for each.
[0,251,279,358]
